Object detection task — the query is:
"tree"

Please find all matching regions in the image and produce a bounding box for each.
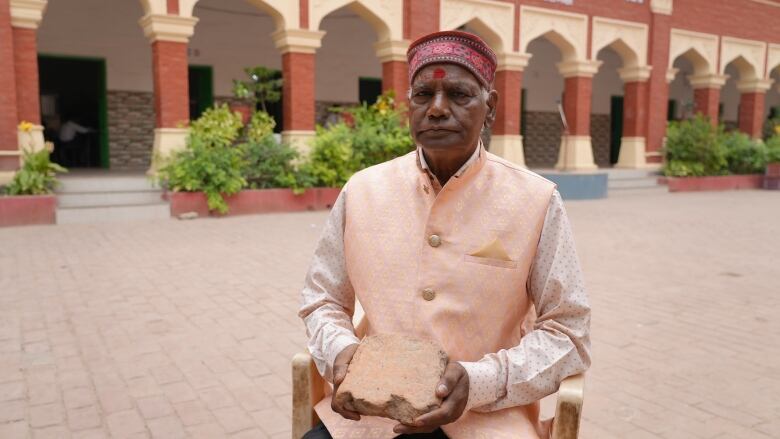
[232,66,283,113]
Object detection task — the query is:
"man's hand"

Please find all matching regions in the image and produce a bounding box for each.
[331,343,360,421]
[393,361,469,435]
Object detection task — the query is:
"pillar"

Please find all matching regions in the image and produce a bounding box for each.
[375,39,409,106]
[0,0,19,185]
[272,29,325,153]
[555,60,600,171]
[491,52,529,166]
[689,74,727,127]
[403,0,439,41]
[139,13,198,173]
[645,0,672,165]
[616,66,652,168]
[737,79,773,139]
[11,0,47,155]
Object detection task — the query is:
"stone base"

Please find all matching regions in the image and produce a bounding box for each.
[0,171,17,186]
[555,135,597,171]
[615,136,648,169]
[282,130,316,155]
[537,171,608,200]
[148,128,189,175]
[490,134,526,167]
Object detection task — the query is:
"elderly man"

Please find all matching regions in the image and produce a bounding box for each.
[299,31,591,439]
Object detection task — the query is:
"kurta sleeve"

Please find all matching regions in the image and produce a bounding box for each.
[459,190,591,412]
[298,186,361,383]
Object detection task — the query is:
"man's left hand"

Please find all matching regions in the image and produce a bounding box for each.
[393,361,469,435]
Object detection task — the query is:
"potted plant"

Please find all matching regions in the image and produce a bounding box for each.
[231,66,282,124]
[765,133,780,190]
[1,130,66,227]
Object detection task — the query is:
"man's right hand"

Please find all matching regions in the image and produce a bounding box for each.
[331,343,360,421]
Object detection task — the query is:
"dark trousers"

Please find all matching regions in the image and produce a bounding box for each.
[302,422,449,439]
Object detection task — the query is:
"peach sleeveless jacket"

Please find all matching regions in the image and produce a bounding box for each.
[315,148,556,439]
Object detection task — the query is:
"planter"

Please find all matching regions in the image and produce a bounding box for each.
[0,194,57,227]
[765,162,780,190]
[229,103,252,124]
[167,187,342,218]
[667,174,764,192]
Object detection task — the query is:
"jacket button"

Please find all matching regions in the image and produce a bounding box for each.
[422,288,436,301]
[428,234,441,248]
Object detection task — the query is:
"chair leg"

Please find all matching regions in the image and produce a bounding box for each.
[292,353,325,439]
[551,374,585,439]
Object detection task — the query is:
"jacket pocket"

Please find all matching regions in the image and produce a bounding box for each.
[463,254,518,269]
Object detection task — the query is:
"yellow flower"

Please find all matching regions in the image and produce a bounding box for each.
[18,121,34,132]
[775,125,780,136]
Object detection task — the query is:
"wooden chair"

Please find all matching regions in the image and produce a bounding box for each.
[291,352,585,439]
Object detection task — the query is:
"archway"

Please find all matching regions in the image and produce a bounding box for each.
[591,46,625,167]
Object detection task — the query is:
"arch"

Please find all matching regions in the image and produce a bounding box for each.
[139,0,166,15]
[520,6,587,62]
[721,55,758,82]
[310,0,401,42]
[591,17,647,69]
[596,38,639,69]
[440,0,514,54]
[668,29,718,76]
[769,44,780,78]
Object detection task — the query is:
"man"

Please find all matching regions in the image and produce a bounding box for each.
[299,31,591,439]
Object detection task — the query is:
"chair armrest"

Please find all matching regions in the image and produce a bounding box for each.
[551,374,585,439]
[292,352,326,439]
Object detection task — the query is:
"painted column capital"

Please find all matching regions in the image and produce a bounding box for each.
[650,0,673,15]
[10,0,47,29]
[618,65,652,82]
[496,52,530,72]
[688,73,728,89]
[737,78,773,93]
[556,60,602,78]
[139,14,198,43]
[374,39,410,63]
[272,29,326,54]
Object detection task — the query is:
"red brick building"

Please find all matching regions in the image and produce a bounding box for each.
[1,0,780,183]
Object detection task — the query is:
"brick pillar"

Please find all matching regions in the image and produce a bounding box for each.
[403,0,439,41]
[737,79,773,139]
[491,52,529,166]
[13,27,40,125]
[616,66,651,168]
[272,29,324,152]
[645,3,672,165]
[375,40,410,107]
[556,60,600,171]
[0,0,20,184]
[690,74,727,127]
[139,13,198,173]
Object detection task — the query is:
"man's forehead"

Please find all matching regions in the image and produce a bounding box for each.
[412,64,481,86]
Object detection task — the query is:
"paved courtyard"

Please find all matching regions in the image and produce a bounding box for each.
[1,188,779,439]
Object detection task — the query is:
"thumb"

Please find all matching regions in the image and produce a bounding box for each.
[436,363,462,398]
[333,364,348,385]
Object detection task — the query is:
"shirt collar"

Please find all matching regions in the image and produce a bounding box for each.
[417,139,483,180]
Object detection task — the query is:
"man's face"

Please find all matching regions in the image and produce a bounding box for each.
[408,63,497,152]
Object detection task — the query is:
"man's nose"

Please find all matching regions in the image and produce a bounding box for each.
[427,91,450,120]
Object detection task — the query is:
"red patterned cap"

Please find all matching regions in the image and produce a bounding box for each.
[407,30,497,88]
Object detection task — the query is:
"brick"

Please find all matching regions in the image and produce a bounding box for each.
[232,385,274,412]
[105,410,145,437]
[32,425,71,439]
[64,388,96,410]
[146,416,186,439]
[0,380,26,401]
[97,387,134,414]
[493,69,522,136]
[30,403,65,428]
[212,406,254,434]
[251,407,289,436]
[161,381,197,404]
[0,420,28,439]
[136,395,174,420]
[282,52,315,131]
[67,405,101,431]
[152,41,189,128]
[197,387,235,410]
[12,27,40,124]
[186,422,227,439]
[173,400,214,426]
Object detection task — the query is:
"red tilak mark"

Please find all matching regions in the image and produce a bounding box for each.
[433,68,446,79]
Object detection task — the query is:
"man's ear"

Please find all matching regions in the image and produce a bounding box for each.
[484,89,498,128]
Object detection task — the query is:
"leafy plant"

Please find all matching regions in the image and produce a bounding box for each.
[766,136,780,163]
[301,92,414,187]
[663,114,728,177]
[239,135,300,189]
[159,135,246,214]
[232,66,282,113]
[246,110,276,143]
[5,148,67,195]
[189,104,243,148]
[722,132,767,174]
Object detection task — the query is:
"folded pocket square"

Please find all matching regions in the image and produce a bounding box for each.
[468,237,513,261]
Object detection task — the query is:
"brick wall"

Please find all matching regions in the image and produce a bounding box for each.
[523,111,562,168]
[107,91,155,170]
[0,0,18,169]
[590,114,611,168]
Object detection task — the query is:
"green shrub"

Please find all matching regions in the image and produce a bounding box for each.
[722,132,767,174]
[663,114,728,177]
[5,148,67,195]
[189,104,243,148]
[239,135,300,189]
[246,111,276,143]
[160,135,246,214]
[766,136,780,163]
[302,92,414,187]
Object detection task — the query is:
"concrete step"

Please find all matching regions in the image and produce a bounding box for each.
[57,190,164,208]
[57,174,159,193]
[56,203,171,224]
[608,178,660,189]
[605,169,660,180]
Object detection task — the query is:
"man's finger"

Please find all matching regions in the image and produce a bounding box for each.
[436,363,464,398]
[331,399,361,421]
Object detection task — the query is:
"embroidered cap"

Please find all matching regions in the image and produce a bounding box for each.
[407,30,497,88]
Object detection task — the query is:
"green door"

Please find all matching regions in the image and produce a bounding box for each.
[610,96,623,165]
[188,65,214,120]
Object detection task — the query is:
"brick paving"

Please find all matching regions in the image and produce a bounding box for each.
[1,188,779,438]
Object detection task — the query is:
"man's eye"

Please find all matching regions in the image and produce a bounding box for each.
[450,91,469,99]
[414,90,432,97]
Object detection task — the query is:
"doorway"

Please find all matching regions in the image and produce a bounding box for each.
[39,55,108,168]
[188,65,214,120]
[609,96,623,165]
